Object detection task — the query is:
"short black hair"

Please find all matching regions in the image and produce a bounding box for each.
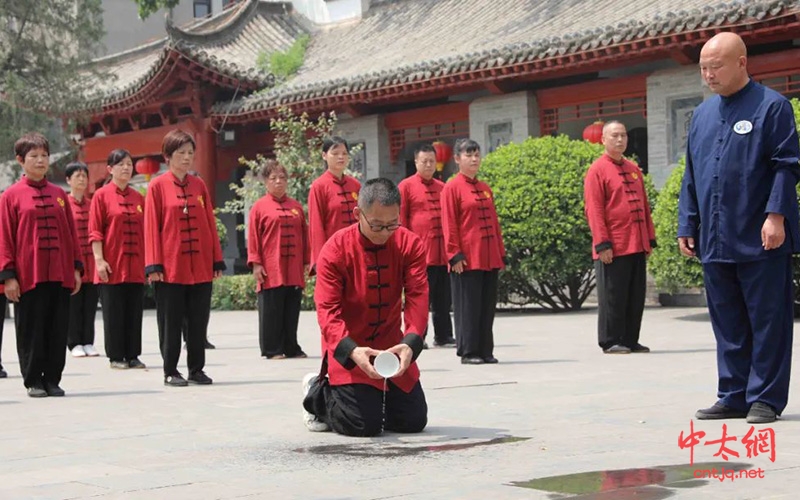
[65,161,89,179]
[358,178,401,210]
[414,143,436,158]
[322,136,349,154]
[107,149,131,167]
[453,138,480,156]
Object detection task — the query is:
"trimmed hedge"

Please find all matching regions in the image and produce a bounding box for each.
[210,274,316,311]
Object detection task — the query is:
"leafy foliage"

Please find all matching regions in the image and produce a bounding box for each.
[257,35,310,82]
[132,0,180,20]
[648,158,704,293]
[211,275,257,310]
[481,136,606,311]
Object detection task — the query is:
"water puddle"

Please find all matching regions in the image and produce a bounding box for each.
[509,462,751,499]
[294,435,529,457]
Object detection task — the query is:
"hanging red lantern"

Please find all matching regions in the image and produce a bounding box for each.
[582,121,605,144]
[432,141,453,172]
[135,157,161,181]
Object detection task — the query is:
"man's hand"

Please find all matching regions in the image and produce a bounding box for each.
[148,272,164,283]
[72,270,82,296]
[598,249,613,265]
[451,260,466,274]
[762,213,786,251]
[4,278,20,302]
[253,263,267,284]
[678,237,696,258]
[386,343,413,378]
[96,259,112,283]
[349,346,383,379]
[213,270,223,279]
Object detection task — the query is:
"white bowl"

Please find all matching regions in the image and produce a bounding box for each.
[374,351,400,378]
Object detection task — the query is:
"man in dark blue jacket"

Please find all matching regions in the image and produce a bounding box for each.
[678,32,800,424]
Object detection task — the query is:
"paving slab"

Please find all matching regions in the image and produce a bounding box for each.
[0,306,798,499]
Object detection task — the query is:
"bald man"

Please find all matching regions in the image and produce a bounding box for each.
[678,32,800,424]
[584,121,656,354]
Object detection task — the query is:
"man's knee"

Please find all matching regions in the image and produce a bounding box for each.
[329,409,383,437]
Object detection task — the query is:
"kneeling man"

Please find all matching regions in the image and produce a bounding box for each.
[302,178,429,437]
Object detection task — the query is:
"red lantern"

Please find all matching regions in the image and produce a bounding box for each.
[432,141,453,172]
[582,121,604,144]
[135,157,161,181]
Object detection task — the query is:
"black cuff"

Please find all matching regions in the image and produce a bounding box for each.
[401,333,424,361]
[649,239,657,249]
[449,253,466,267]
[595,241,612,253]
[213,261,227,271]
[502,255,508,266]
[333,336,358,369]
[75,260,84,276]
[0,269,16,282]
[145,264,165,275]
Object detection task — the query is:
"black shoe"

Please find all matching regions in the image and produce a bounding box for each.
[434,338,457,347]
[128,358,147,369]
[630,343,651,353]
[695,402,747,420]
[422,342,429,350]
[483,356,499,364]
[44,382,65,397]
[27,385,48,398]
[204,340,216,349]
[0,366,7,378]
[603,344,631,354]
[164,373,188,387]
[188,371,213,385]
[746,402,777,424]
[288,351,308,359]
[461,356,485,365]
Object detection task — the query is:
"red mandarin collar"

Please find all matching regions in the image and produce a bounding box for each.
[357,226,393,250]
[268,192,288,203]
[603,153,626,167]
[114,183,131,196]
[23,175,48,188]
[69,194,87,205]
[169,171,190,186]
[458,172,479,184]
[324,169,349,185]
[417,173,435,185]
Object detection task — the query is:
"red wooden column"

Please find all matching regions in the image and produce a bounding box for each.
[192,118,218,207]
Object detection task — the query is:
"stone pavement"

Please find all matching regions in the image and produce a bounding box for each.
[0,306,798,500]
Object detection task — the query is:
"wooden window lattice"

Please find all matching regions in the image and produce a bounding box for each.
[389,121,470,161]
[540,96,647,136]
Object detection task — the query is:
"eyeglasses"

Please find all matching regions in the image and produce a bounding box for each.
[360,212,400,232]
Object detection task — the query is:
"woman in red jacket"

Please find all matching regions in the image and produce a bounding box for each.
[89,149,146,370]
[247,160,310,359]
[441,138,506,365]
[307,137,361,272]
[144,130,225,387]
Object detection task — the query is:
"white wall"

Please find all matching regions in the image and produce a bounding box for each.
[468,91,540,152]
[646,65,708,187]
[289,0,368,24]
[335,114,393,182]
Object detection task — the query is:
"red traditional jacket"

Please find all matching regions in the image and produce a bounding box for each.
[314,225,428,393]
[398,173,447,266]
[441,173,506,271]
[247,193,310,290]
[308,170,360,271]
[68,194,95,283]
[88,183,145,285]
[0,177,82,294]
[584,154,656,260]
[144,172,225,284]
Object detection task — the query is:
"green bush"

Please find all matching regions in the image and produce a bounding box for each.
[210,273,317,311]
[481,135,604,310]
[649,158,704,293]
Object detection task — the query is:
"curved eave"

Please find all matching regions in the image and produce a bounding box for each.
[210,5,800,124]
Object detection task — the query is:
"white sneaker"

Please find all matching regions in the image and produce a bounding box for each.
[302,373,330,432]
[71,346,87,358]
[82,345,100,357]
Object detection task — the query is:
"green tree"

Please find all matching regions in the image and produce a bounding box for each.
[132,0,180,20]
[481,136,603,311]
[0,1,104,164]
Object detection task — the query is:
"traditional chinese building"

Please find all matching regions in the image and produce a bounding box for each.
[38,0,800,267]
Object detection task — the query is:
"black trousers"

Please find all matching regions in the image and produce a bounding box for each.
[258,286,303,357]
[155,282,211,377]
[450,270,498,358]
[426,266,453,343]
[14,283,70,388]
[67,282,98,349]
[595,252,647,349]
[0,295,6,368]
[304,378,428,437]
[99,283,144,362]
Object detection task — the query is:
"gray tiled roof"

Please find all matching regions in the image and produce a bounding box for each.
[44,1,307,114]
[211,0,800,118]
